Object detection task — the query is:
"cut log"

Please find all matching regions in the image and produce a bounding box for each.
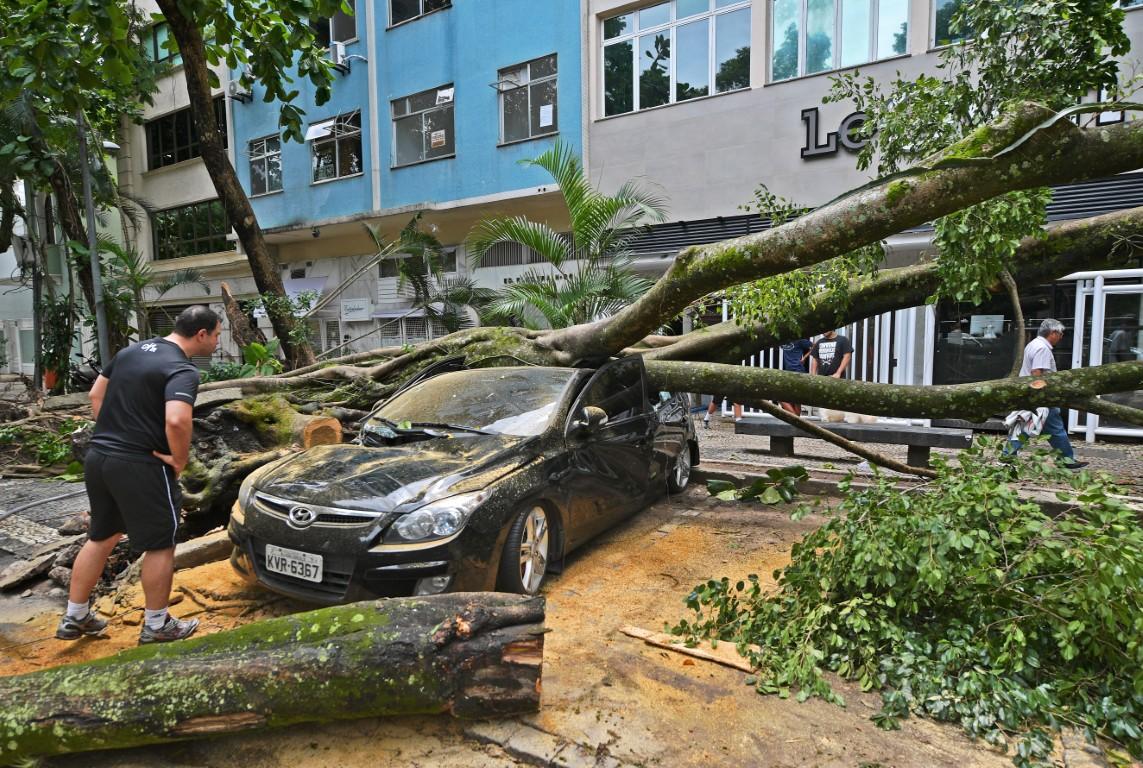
[0,592,545,762]
[290,409,342,448]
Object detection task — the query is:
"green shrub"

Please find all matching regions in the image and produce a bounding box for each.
[673,440,1143,767]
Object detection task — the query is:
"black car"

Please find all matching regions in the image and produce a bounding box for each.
[228,356,697,604]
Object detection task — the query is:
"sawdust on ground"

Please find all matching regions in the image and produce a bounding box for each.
[2,488,1015,768]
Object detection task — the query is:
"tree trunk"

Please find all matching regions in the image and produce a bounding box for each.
[0,593,545,763]
[221,281,265,348]
[645,359,1143,423]
[155,0,315,369]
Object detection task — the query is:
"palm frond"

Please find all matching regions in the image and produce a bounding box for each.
[466,216,571,270]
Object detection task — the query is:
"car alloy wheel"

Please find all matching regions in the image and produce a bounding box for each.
[669,446,692,492]
[517,506,549,595]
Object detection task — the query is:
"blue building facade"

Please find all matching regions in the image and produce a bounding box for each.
[229,0,582,233]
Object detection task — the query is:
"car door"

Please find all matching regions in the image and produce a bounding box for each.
[561,357,654,547]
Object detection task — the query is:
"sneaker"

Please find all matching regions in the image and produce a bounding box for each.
[702,418,710,430]
[55,610,109,640]
[139,615,199,645]
[1063,460,1089,471]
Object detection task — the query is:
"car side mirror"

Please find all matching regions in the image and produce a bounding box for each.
[573,405,609,434]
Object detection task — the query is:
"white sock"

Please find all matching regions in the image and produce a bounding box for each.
[66,600,90,620]
[703,414,710,421]
[144,608,169,630]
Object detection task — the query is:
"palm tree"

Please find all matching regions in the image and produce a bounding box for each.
[466,140,667,329]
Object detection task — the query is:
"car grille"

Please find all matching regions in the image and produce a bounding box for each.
[253,492,392,528]
[251,539,355,601]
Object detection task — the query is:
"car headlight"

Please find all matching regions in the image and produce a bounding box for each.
[237,464,272,513]
[385,491,487,544]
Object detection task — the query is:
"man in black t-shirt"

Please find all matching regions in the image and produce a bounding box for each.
[57,305,222,645]
[810,330,853,379]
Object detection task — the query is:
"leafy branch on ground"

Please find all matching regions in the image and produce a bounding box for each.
[0,416,89,477]
[673,440,1143,767]
[706,466,808,505]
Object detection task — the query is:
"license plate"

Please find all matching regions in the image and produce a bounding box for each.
[264,544,323,583]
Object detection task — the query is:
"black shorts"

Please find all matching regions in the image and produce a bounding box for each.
[85,449,182,551]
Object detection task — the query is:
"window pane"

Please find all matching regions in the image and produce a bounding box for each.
[391,0,418,24]
[806,0,836,74]
[424,0,450,12]
[339,133,362,175]
[840,0,871,67]
[266,153,282,192]
[424,106,454,159]
[333,2,356,40]
[394,114,424,165]
[604,41,633,116]
[408,89,437,113]
[934,0,966,45]
[500,64,528,84]
[715,8,750,92]
[313,140,337,180]
[250,158,267,195]
[675,19,709,101]
[266,136,281,154]
[677,0,709,19]
[638,3,670,29]
[441,249,457,273]
[311,17,332,49]
[531,53,557,79]
[771,0,800,80]
[603,13,633,39]
[877,0,909,57]
[502,87,530,142]
[530,79,558,135]
[639,32,670,109]
[715,0,741,6]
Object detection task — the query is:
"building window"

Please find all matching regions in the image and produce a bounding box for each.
[771,0,909,81]
[309,111,363,183]
[145,98,228,171]
[498,54,558,144]
[602,0,750,118]
[248,135,282,196]
[152,199,235,261]
[311,0,357,46]
[142,22,182,66]
[932,0,969,47]
[392,85,455,167]
[390,0,450,26]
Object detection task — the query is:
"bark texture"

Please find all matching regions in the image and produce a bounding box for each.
[0,593,545,762]
[644,360,1143,422]
[154,0,314,368]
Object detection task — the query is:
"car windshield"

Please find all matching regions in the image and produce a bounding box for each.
[372,368,577,437]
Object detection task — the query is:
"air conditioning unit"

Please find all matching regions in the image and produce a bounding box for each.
[329,41,349,73]
[227,79,252,103]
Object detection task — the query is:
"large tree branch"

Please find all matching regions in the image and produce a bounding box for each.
[642,204,1143,365]
[645,361,1143,422]
[549,104,1143,361]
[749,398,937,478]
[1068,397,1143,428]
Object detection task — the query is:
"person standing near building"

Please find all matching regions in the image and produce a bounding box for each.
[778,338,812,416]
[1004,318,1087,469]
[56,306,223,644]
[809,329,853,380]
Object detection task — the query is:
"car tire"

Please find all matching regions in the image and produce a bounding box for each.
[497,505,550,596]
[667,443,693,493]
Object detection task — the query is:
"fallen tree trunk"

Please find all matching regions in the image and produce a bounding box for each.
[0,593,545,763]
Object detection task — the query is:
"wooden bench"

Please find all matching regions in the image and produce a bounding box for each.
[734,417,974,467]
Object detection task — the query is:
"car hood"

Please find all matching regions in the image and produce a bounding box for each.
[254,435,535,513]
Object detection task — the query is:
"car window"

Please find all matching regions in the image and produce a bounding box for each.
[579,359,645,422]
[373,368,576,437]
